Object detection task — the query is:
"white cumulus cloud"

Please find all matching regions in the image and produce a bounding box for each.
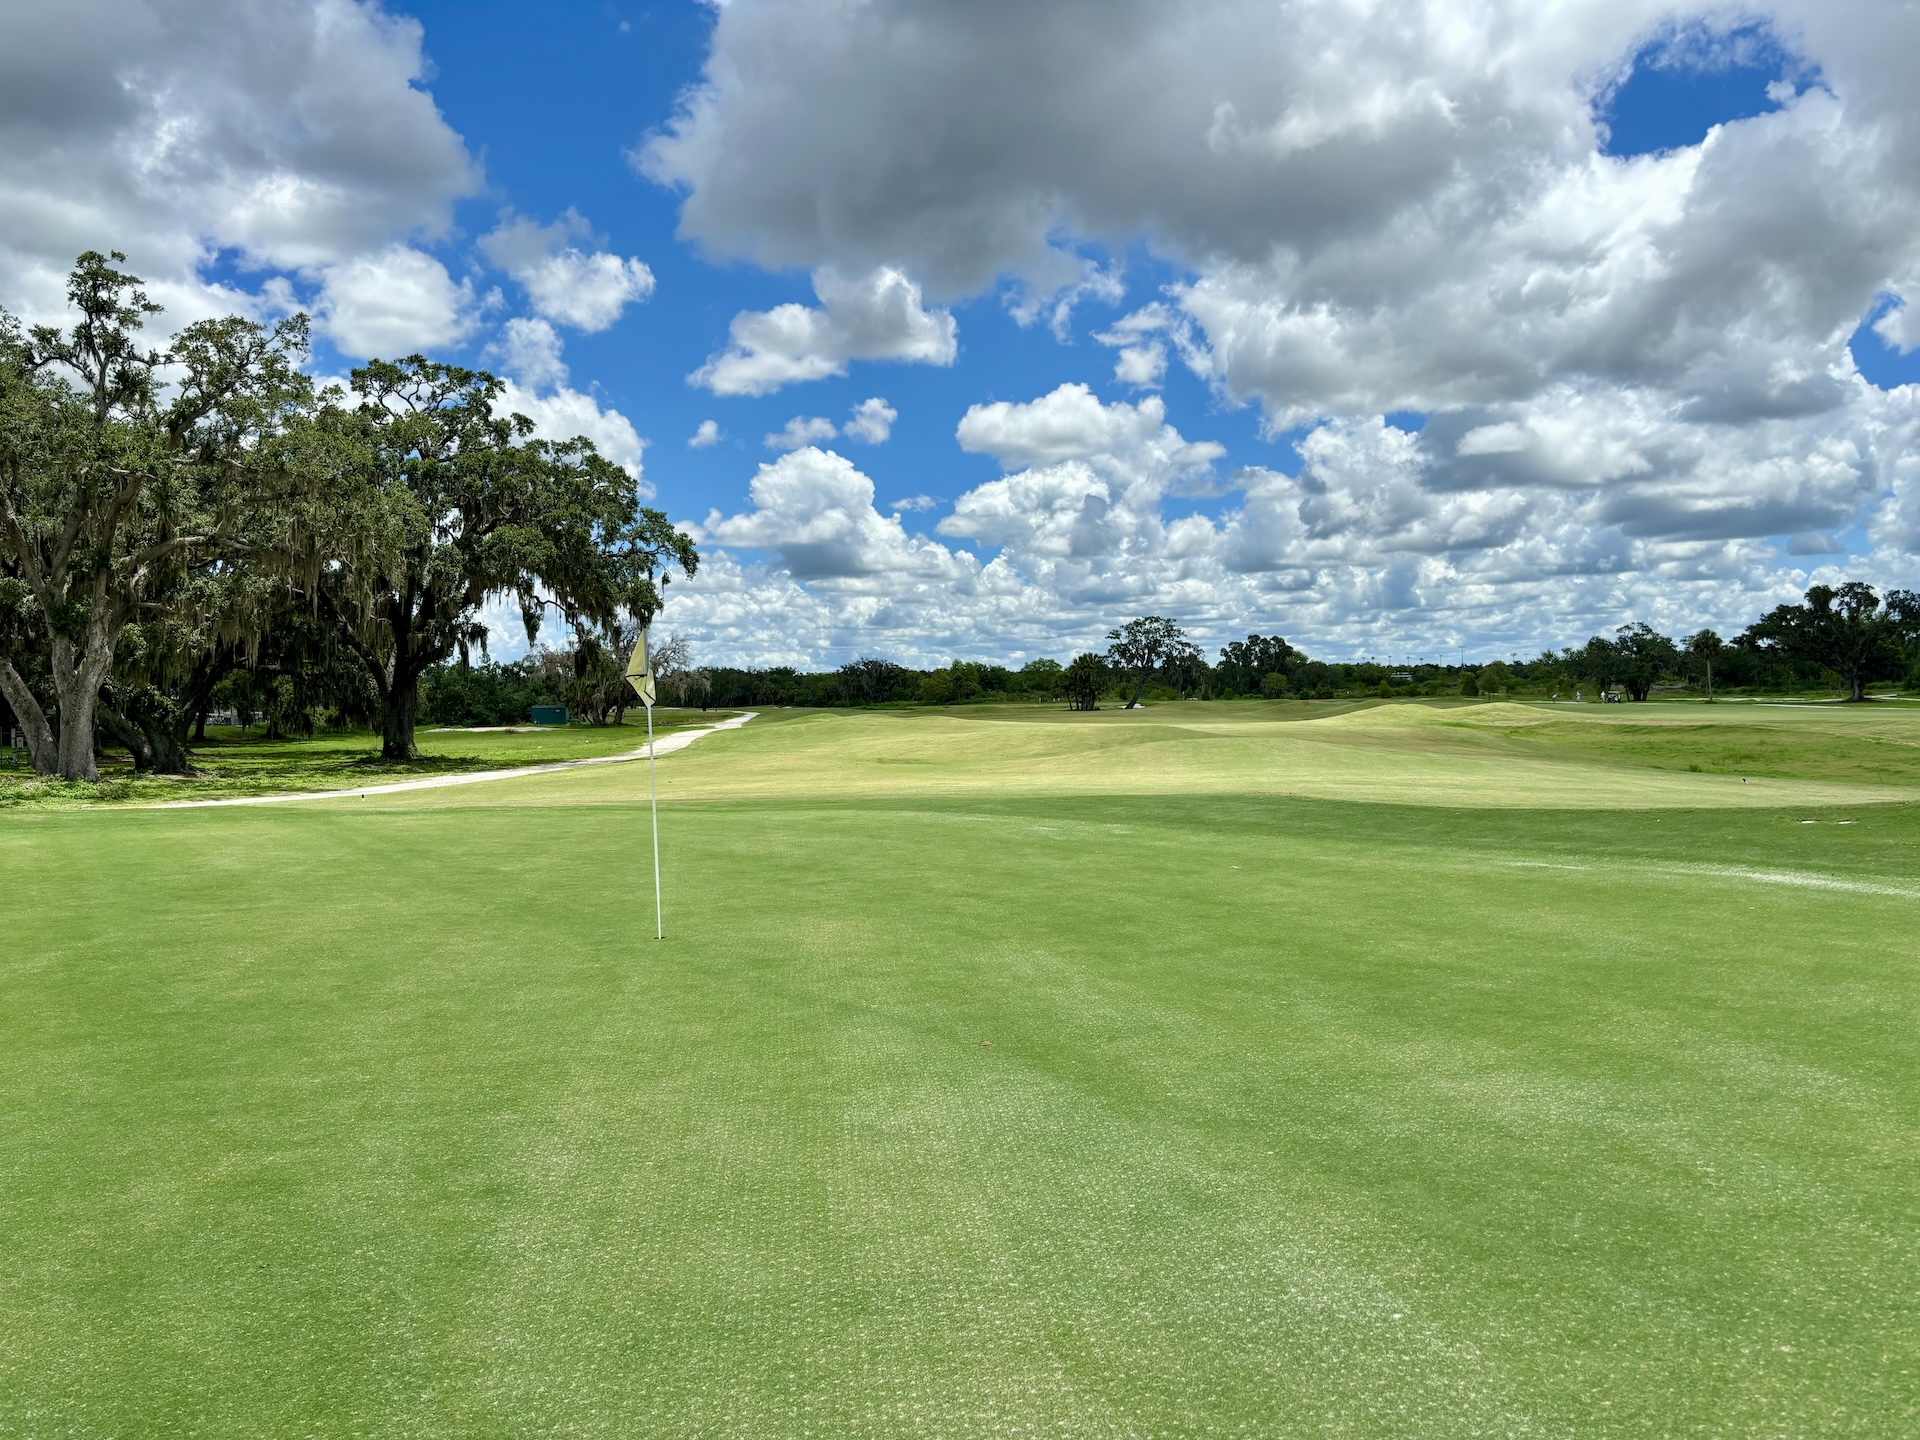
[700,447,979,584]
[956,383,1224,475]
[844,396,897,444]
[689,419,722,448]
[479,209,654,332]
[690,267,958,396]
[494,315,568,390]
[765,415,839,451]
[497,378,649,490]
[0,0,478,326]
[317,245,480,357]
[639,0,1920,661]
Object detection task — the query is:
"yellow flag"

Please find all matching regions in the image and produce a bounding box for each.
[625,627,656,709]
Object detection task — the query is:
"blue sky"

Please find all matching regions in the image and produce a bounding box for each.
[356,2,1294,565]
[3,1,1917,668]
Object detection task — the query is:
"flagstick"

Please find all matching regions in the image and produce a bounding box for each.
[646,699,663,940]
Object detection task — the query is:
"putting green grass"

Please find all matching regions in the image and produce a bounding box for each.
[4,702,1917,1435]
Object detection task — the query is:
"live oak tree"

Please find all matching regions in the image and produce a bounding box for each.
[1744,583,1919,702]
[298,357,696,760]
[96,578,249,775]
[0,252,309,780]
[1610,623,1678,702]
[1105,615,1195,708]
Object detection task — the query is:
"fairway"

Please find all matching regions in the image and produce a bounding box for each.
[5,701,1917,1436]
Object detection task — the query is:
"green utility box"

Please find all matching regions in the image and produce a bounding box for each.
[529,706,570,726]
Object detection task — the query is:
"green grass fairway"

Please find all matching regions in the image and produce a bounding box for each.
[5,702,1917,1435]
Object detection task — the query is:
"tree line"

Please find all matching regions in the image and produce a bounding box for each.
[621,589,1920,715]
[0,253,697,781]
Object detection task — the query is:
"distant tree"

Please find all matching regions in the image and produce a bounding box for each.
[1064,652,1106,711]
[837,656,910,706]
[1744,583,1920,702]
[917,668,956,705]
[653,634,712,710]
[1216,634,1300,694]
[1459,669,1479,697]
[1105,615,1190,708]
[1569,635,1618,699]
[1686,628,1723,701]
[1015,657,1064,701]
[1259,671,1289,698]
[1478,660,1511,694]
[1611,623,1679,702]
[567,628,628,726]
[1162,638,1209,697]
[421,656,565,727]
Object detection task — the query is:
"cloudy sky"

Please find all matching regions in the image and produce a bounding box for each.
[4,0,1917,667]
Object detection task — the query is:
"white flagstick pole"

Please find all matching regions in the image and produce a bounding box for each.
[626,624,664,941]
[647,696,663,941]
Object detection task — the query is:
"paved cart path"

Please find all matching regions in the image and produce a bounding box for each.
[152,712,757,809]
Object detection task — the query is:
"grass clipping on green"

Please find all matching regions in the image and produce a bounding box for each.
[3,699,1916,1436]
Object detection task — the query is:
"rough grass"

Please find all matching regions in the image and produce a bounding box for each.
[3,701,1916,1436]
[0,710,715,810]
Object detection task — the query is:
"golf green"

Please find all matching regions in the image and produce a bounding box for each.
[4,703,1915,1435]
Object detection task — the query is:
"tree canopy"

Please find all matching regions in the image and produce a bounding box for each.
[0,252,310,779]
[1106,616,1197,708]
[1743,583,1919,703]
[292,356,697,759]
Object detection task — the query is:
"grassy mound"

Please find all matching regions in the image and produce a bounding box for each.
[421,702,1920,811]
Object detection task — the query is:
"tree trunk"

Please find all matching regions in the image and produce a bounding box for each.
[98,707,156,772]
[0,659,57,775]
[1850,673,1867,702]
[381,672,420,760]
[56,703,99,781]
[1129,670,1147,707]
[48,632,115,782]
[194,704,210,742]
[142,709,193,775]
[1704,662,1713,702]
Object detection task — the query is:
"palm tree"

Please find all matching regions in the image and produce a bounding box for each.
[1687,629,1723,702]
